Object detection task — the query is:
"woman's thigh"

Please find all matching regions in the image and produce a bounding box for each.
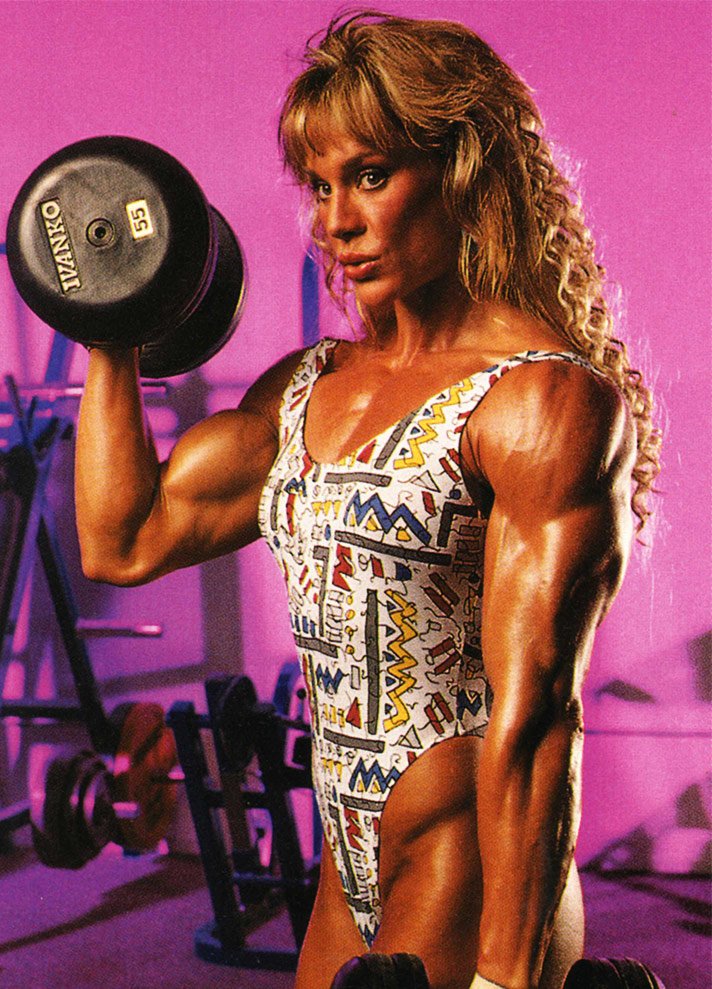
[296,816,582,989]
[294,840,367,989]
[371,855,582,989]
[371,825,482,989]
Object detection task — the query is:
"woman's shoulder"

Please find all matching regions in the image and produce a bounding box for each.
[237,337,343,424]
[237,346,309,419]
[467,355,634,486]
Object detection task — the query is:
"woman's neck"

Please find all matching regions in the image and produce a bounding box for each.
[369,271,481,365]
[357,287,565,372]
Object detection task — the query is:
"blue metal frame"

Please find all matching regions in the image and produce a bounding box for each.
[301,250,320,347]
[0,379,112,753]
[167,668,318,972]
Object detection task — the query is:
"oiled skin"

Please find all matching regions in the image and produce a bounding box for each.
[75,137,636,989]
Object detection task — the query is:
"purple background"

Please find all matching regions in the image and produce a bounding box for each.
[0,1,710,873]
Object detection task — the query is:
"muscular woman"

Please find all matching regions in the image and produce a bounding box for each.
[74,12,659,989]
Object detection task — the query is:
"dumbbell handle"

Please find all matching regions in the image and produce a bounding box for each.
[112,801,141,820]
[157,768,185,783]
[111,768,184,819]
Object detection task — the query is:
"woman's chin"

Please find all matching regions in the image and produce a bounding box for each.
[351,279,399,312]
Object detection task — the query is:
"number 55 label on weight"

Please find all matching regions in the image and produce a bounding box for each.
[126,199,155,240]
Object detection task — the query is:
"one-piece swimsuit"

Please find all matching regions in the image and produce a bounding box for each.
[258,338,589,945]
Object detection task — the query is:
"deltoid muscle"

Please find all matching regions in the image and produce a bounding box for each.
[258,338,587,945]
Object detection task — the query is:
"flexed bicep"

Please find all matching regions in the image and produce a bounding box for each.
[76,346,303,586]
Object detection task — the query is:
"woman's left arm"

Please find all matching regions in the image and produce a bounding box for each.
[463,360,637,989]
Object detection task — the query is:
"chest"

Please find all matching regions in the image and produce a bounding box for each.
[303,354,491,465]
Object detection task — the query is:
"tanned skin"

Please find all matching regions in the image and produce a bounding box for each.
[75,133,635,989]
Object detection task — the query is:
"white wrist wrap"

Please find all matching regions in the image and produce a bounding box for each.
[470,975,511,989]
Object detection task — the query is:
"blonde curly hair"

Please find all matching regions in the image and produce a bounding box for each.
[279,10,661,528]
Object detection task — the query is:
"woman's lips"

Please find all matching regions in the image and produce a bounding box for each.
[339,255,380,280]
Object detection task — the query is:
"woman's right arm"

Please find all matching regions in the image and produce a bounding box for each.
[75,346,300,586]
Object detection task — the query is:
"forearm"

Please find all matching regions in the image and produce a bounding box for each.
[75,347,160,580]
[476,708,583,989]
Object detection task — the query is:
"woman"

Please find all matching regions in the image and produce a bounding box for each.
[75,12,659,989]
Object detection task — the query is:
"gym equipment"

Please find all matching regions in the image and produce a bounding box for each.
[0,316,168,839]
[0,377,108,752]
[327,956,667,989]
[30,700,180,869]
[167,662,319,972]
[563,957,667,988]
[330,953,430,989]
[215,673,259,773]
[109,700,178,850]
[6,136,246,377]
[31,749,114,869]
[0,371,175,850]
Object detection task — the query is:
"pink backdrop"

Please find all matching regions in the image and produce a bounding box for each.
[0,1,710,873]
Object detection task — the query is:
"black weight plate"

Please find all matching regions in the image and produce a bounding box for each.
[6,136,212,347]
[217,675,259,772]
[391,953,430,989]
[68,752,115,854]
[31,753,78,868]
[139,207,246,377]
[563,957,626,988]
[610,958,666,989]
[32,750,101,869]
[60,752,107,868]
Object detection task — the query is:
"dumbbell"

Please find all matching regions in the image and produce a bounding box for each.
[564,958,667,988]
[328,954,667,988]
[31,701,180,869]
[6,136,246,377]
[330,953,430,989]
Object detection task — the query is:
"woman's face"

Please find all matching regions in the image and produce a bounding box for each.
[305,130,461,312]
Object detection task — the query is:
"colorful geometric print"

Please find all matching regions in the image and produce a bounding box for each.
[257,338,590,946]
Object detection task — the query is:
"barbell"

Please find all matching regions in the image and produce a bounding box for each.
[6,136,246,377]
[31,701,180,869]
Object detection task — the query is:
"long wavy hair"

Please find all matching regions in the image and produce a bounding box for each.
[278,10,660,528]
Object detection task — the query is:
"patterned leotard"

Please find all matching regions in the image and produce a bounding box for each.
[258,338,588,945]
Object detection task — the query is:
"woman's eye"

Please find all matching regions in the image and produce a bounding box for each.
[358,168,387,190]
[312,181,331,202]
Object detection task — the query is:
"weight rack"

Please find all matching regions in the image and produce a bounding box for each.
[167,663,320,972]
[0,323,164,839]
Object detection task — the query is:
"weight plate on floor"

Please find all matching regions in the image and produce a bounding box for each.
[110,701,178,850]
[67,751,116,855]
[32,750,107,869]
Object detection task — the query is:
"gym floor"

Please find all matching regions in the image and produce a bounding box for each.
[0,843,709,988]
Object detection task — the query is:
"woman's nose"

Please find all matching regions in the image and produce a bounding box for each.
[323,190,366,243]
